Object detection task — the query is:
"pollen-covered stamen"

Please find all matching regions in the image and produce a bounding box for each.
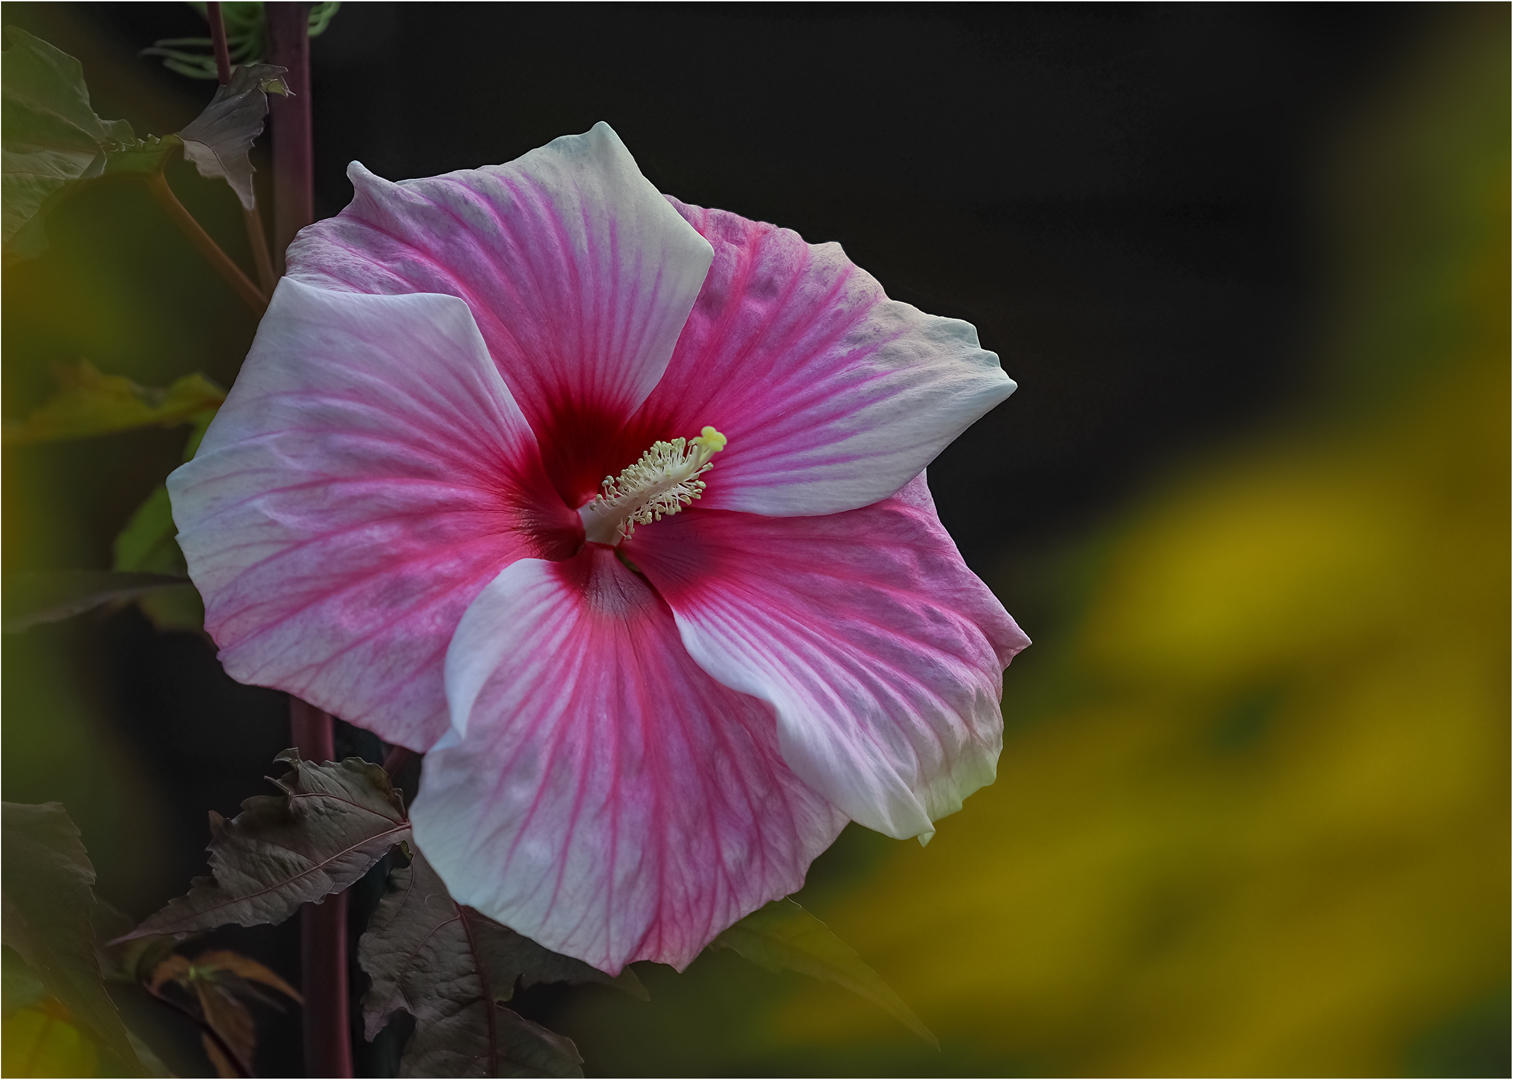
[579,426,728,544]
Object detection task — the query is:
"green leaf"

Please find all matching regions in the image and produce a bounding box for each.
[0,26,135,257]
[178,63,288,211]
[134,585,207,635]
[0,802,146,1073]
[113,487,183,576]
[361,849,614,1077]
[1,570,189,633]
[91,899,180,988]
[111,410,214,633]
[307,3,343,38]
[147,3,341,79]
[100,133,184,178]
[127,752,409,939]
[711,898,938,1048]
[180,405,216,460]
[4,360,225,445]
[2,946,45,1016]
[1,28,290,257]
[126,1029,175,1079]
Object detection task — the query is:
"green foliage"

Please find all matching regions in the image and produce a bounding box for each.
[110,489,204,633]
[711,898,936,1048]
[99,134,184,178]
[4,27,287,260]
[0,26,134,257]
[1,361,220,631]
[0,570,188,634]
[4,359,224,444]
[129,752,410,938]
[145,2,342,80]
[361,848,646,1076]
[0,809,281,1078]
[0,802,146,1074]
[125,1030,175,1078]
[113,488,182,576]
[177,63,288,211]
[113,413,215,633]
[92,900,179,988]
[2,946,46,1016]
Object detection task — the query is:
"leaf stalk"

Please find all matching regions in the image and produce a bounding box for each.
[206,1,278,297]
[244,204,278,296]
[145,171,267,315]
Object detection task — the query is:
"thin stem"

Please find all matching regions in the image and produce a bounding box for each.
[244,205,278,296]
[206,1,277,296]
[268,3,313,275]
[146,985,254,1079]
[205,1,232,84]
[146,171,267,315]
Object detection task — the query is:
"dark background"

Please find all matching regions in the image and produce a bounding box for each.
[15,2,1427,565]
[7,4,1498,1077]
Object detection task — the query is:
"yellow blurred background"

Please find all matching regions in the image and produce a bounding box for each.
[550,11,1511,1077]
[1,4,1506,1077]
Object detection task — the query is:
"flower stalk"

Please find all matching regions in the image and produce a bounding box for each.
[268,3,314,275]
[288,697,352,1077]
[205,0,232,82]
[269,6,353,1074]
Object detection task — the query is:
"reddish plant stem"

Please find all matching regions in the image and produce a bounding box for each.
[380,744,417,779]
[268,3,313,275]
[271,11,348,1072]
[146,171,267,314]
[289,698,352,1077]
[289,697,335,761]
[205,0,232,82]
[301,889,351,1079]
[205,1,278,298]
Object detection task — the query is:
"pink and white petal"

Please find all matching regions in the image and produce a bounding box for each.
[626,474,1029,841]
[168,279,580,751]
[286,122,714,508]
[611,201,1015,517]
[410,545,846,974]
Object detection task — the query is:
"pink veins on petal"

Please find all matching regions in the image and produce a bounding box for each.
[168,121,1028,973]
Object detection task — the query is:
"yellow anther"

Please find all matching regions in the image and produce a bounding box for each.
[692,426,727,454]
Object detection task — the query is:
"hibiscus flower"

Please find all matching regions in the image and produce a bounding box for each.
[168,123,1029,974]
